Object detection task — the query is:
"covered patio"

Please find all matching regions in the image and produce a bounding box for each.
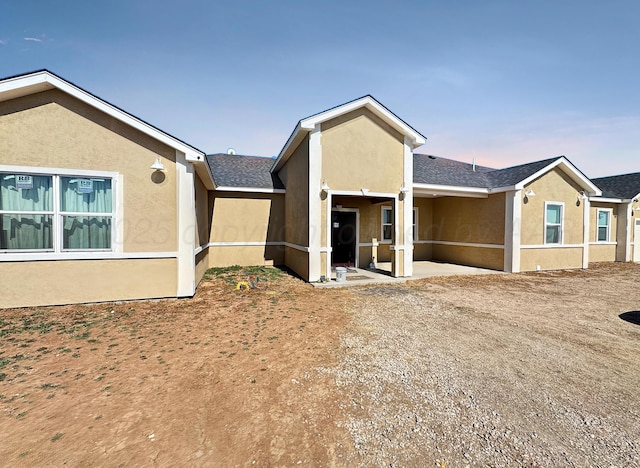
[313,260,502,288]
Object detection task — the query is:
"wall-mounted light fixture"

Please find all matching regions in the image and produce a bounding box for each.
[399,184,410,201]
[150,158,166,172]
[576,191,588,206]
[523,189,535,204]
[320,181,329,200]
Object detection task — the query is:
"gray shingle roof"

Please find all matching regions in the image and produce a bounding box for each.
[591,172,640,199]
[206,154,284,190]
[413,154,566,188]
[413,154,493,187]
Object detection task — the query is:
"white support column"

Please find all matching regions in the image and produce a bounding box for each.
[176,151,196,297]
[402,136,413,277]
[620,202,632,262]
[504,190,521,273]
[582,197,590,268]
[325,191,333,281]
[308,124,322,282]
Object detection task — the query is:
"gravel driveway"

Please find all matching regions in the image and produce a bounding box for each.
[323,264,640,467]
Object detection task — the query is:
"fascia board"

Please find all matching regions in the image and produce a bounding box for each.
[515,157,602,196]
[214,186,286,194]
[591,197,625,203]
[413,183,489,198]
[300,96,426,147]
[0,71,206,162]
[272,121,304,172]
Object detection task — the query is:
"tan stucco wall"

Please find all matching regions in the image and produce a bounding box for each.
[520,168,584,246]
[431,194,505,244]
[0,259,177,308]
[432,244,504,270]
[320,108,404,193]
[284,247,309,281]
[0,90,177,252]
[194,173,210,249]
[279,136,309,248]
[195,249,209,285]
[588,201,618,263]
[520,248,583,272]
[414,197,434,260]
[208,245,284,267]
[208,192,285,267]
[589,244,617,263]
[0,90,179,253]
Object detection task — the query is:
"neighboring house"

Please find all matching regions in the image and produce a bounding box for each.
[0,70,637,308]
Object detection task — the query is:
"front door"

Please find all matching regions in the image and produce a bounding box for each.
[331,210,357,267]
[634,219,640,262]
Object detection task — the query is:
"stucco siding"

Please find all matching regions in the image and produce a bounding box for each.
[279,136,309,248]
[431,244,504,270]
[194,173,210,249]
[521,168,584,246]
[431,194,505,245]
[321,108,404,193]
[589,244,617,263]
[520,248,583,272]
[284,247,309,281]
[195,249,209,284]
[0,258,177,308]
[208,192,285,267]
[0,90,179,253]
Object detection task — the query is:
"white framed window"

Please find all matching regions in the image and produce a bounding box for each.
[544,202,564,244]
[596,208,612,242]
[413,207,418,241]
[1,169,115,253]
[381,206,393,242]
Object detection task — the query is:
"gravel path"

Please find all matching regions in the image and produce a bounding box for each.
[321,267,640,467]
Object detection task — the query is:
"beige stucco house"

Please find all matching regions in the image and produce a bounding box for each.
[1,70,638,308]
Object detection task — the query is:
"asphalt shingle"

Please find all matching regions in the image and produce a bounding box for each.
[592,173,640,199]
[206,153,284,190]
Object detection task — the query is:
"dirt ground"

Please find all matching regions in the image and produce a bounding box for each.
[1,263,640,466]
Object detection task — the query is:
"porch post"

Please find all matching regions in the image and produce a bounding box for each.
[402,136,414,277]
[504,190,521,273]
[308,124,322,282]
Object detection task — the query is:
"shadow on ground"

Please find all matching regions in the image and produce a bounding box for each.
[619,311,640,326]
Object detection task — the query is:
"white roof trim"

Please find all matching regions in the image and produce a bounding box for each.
[413,183,489,198]
[590,197,625,203]
[272,95,426,172]
[0,71,206,162]
[515,157,602,196]
[214,186,286,194]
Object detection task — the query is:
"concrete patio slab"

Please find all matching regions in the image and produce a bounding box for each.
[312,261,502,288]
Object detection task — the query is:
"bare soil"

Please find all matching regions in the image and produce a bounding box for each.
[1,263,640,466]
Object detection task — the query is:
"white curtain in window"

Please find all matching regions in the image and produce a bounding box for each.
[0,175,53,249]
[61,178,112,249]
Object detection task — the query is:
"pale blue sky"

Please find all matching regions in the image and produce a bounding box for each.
[1,0,639,177]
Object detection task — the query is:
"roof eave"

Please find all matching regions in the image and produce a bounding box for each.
[515,157,602,196]
[271,95,426,173]
[0,70,207,163]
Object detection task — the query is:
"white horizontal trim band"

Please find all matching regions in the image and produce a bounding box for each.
[359,242,380,247]
[215,186,286,194]
[520,244,584,249]
[0,251,178,262]
[589,241,618,246]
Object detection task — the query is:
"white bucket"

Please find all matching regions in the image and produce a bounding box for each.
[335,267,347,282]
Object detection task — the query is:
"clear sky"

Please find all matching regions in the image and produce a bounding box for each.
[1,0,639,177]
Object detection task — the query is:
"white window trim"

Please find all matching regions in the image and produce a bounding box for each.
[544,201,564,245]
[381,205,393,243]
[596,208,613,243]
[0,165,122,260]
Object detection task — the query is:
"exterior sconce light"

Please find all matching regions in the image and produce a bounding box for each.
[320,181,329,200]
[576,191,588,207]
[150,158,166,171]
[399,184,410,201]
[523,189,535,204]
